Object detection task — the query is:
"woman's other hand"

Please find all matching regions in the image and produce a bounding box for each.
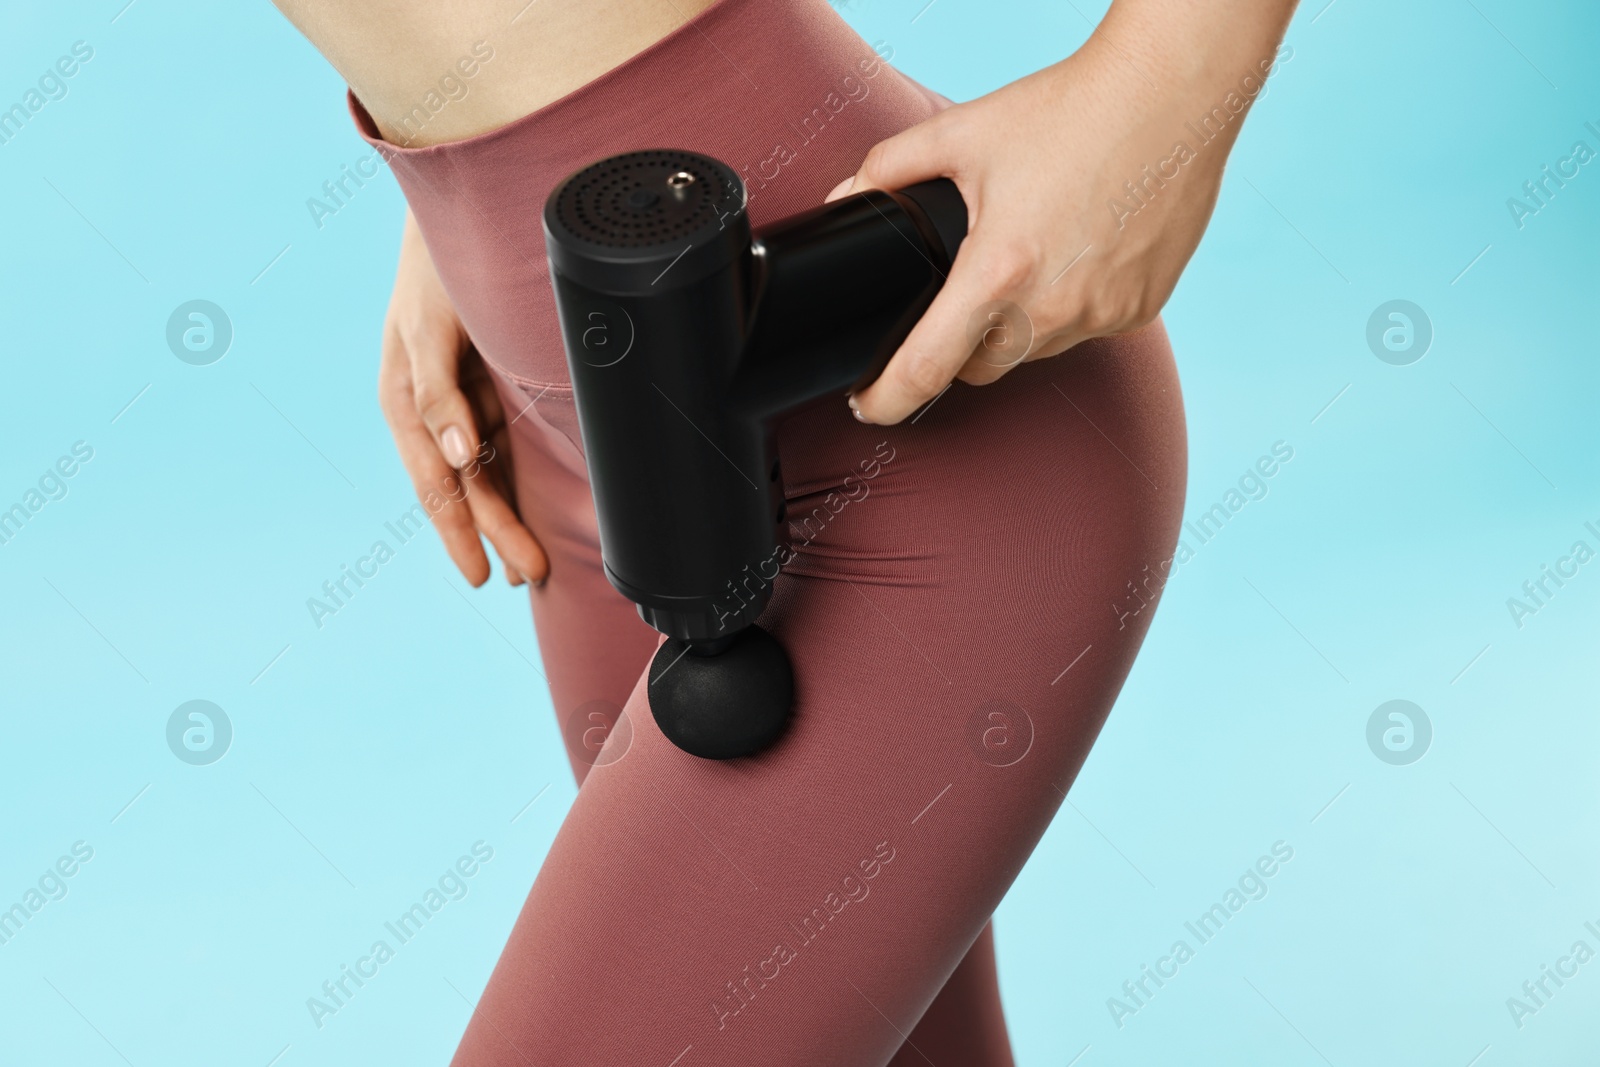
[377,209,549,586]
[827,0,1297,425]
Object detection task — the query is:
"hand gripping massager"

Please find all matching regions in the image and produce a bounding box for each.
[542,150,968,760]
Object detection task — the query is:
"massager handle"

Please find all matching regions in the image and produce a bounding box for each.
[897,178,969,280]
[729,178,968,419]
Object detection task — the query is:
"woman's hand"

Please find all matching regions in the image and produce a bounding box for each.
[827,1,1295,425]
[378,209,549,586]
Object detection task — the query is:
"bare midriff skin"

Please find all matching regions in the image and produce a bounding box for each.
[272,0,722,147]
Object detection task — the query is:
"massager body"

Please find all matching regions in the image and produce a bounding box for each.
[543,150,967,758]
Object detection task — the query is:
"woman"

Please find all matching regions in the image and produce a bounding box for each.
[271,0,1295,1062]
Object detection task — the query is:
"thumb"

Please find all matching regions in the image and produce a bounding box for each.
[824,116,954,203]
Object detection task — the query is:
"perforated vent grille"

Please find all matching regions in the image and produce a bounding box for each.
[554,151,738,249]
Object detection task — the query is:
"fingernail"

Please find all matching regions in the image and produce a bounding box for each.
[847,393,873,424]
[824,176,854,202]
[441,425,472,468]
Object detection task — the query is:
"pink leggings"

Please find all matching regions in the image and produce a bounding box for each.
[351,0,1186,1061]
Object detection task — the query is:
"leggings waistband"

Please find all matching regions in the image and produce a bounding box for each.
[346,0,951,389]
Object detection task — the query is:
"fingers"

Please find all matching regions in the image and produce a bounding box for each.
[824,110,957,202]
[385,345,549,586]
[385,373,547,587]
[401,308,480,471]
[824,110,999,424]
[382,215,549,588]
[392,211,483,470]
[379,344,494,586]
[847,237,1006,425]
[461,459,550,586]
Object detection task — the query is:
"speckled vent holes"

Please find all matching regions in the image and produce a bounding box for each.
[555,150,736,248]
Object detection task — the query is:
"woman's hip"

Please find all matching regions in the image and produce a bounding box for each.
[771,321,1188,619]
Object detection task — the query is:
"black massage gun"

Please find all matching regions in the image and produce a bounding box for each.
[541,149,967,760]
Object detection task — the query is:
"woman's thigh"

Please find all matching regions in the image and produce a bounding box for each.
[487,371,662,784]
[455,325,1186,1066]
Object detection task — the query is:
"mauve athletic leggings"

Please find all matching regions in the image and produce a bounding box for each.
[349,0,1186,1062]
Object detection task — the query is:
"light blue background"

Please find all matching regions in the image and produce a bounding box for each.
[2,0,1596,1064]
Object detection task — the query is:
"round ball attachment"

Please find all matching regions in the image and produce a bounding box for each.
[648,625,793,760]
